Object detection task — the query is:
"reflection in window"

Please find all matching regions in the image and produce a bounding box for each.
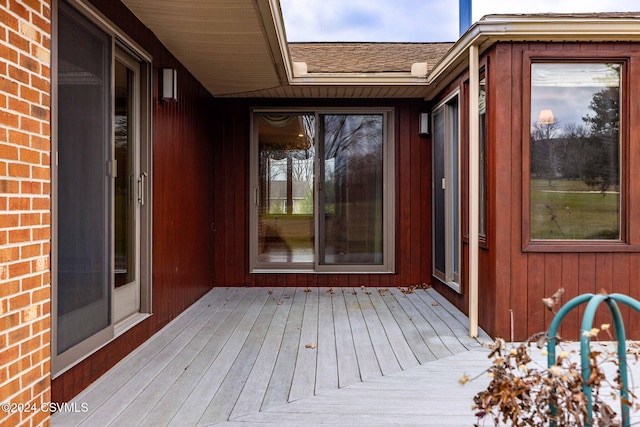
[258,114,315,263]
[530,63,620,240]
[253,111,393,271]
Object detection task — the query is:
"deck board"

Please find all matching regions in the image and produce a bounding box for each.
[314,288,339,393]
[52,287,505,426]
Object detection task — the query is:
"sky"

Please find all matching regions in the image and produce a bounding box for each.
[280,0,640,42]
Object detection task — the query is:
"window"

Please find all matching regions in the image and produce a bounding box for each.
[53,0,152,374]
[250,109,395,273]
[528,62,621,242]
[432,93,461,292]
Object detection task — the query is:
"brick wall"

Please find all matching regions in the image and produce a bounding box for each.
[0,0,52,426]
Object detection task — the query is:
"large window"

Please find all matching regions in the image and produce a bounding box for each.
[250,109,394,273]
[528,62,621,242]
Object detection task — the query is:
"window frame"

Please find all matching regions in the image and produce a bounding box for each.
[249,107,395,274]
[522,52,632,252]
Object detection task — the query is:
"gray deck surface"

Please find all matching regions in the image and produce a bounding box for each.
[51,287,640,426]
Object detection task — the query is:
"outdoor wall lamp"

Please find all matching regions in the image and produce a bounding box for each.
[161,67,177,101]
[418,112,429,135]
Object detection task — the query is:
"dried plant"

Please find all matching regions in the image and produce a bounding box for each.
[464,289,640,426]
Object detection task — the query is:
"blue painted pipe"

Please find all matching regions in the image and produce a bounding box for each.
[459,0,472,36]
[546,293,640,427]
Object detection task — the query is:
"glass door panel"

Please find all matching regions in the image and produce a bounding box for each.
[113,50,140,323]
[257,114,315,264]
[57,4,112,354]
[318,114,384,265]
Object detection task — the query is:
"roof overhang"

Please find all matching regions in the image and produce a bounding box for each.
[425,14,640,99]
[118,1,640,99]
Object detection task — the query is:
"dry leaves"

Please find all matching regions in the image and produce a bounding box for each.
[398,283,431,295]
[542,287,564,312]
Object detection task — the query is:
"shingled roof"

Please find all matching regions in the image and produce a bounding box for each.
[288,42,454,74]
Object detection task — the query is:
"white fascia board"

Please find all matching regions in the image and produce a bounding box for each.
[425,17,640,98]
[289,73,428,86]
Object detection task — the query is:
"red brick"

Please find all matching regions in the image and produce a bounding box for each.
[30,313,48,330]
[8,259,30,276]
[9,196,30,210]
[30,104,48,120]
[0,9,19,31]
[19,147,39,164]
[0,312,20,330]
[8,64,29,84]
[8,324,30,344]
[20,213,40,226]
[0,213,19,228]
[20,336,41,355]
[8,354,29,378]
[20,116,40,133]
[20,181,40,194]
[32,13,50,34]
[8,162,29,178]
[0,281,19,298]
[0,143,19,160]
[32,197,49,210]
[22,275,41,291]
[0,75,20,95]
[8,97,30,116]
[9,0,29,20]
[20,244,41,258]
[32,165,49,180]
[9,129,29,146]
[8,30,29,53]
[19,54,39,74]
[19,85,39,104]
[0,109,20,128]
[0,245,19,263]
[22,0,43,13]
[21,366,42,389]
[30,135,49,150]
[8,229,30,245]
[0,179,20,194]
[32,226,49,240]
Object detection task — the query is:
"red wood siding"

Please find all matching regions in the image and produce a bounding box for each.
[485,42,640,341]
[52,0,215,402]
[211,99,433,289]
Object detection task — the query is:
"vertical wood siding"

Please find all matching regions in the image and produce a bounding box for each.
[485,42,640,341]
[211,99,433,289]
[52,0,215,402]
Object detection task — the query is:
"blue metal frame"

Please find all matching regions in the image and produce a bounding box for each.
[546,293,640,427]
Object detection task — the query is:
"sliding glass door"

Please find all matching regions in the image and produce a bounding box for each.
[54,1,151,374]
[432,94,461,291]
[251,109,394,273]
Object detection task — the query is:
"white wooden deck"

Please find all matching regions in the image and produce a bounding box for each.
[56,286,640,426]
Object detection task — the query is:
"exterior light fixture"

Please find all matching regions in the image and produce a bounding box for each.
[418,112,429,135]
[161,68,177,101]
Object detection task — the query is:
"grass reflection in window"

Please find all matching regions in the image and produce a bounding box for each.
[530,63,620,240]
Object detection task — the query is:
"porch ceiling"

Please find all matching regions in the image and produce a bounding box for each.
[121,0,288,97]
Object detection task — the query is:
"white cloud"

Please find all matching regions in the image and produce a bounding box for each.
[280,0,640,43]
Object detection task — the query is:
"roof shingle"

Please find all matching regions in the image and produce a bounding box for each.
[288,42,454,74]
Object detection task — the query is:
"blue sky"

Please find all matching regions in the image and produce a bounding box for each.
[280,0,640,42]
